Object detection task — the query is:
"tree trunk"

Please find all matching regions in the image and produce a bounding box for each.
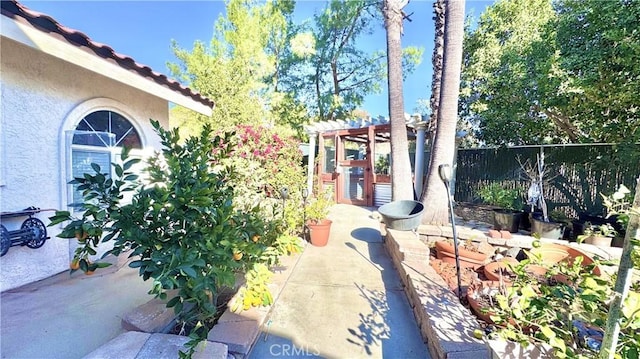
[384,0,413,201]
[421,0,465,224]
[314,65,324,120]
[429,0,446,141]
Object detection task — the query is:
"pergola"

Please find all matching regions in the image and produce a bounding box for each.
[304,115,430,207]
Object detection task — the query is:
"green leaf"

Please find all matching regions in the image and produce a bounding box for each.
[582,277,599,290]
[91,163,101,173]
[166,296,181,308]
[123,158,141,171]
[181,266,198,278]
[540,325,556,339]
[549,336,566,354]
[79,259,89,272]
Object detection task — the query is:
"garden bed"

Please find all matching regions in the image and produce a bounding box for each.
[384,223,628,359]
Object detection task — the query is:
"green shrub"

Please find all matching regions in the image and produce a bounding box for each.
[478,183,522,210]
[49,120,303,358]
[487,254,639,358]
[223,125,306,235]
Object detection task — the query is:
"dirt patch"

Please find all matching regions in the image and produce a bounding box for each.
[454,202,498,224]
[429,250,486,293]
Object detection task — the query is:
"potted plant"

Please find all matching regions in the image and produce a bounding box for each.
[519,153,564,239]
[577,222,617,248]
[305,187,334,247]
[478,183,523,233]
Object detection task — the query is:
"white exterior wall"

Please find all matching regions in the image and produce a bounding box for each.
[0,39,170,291]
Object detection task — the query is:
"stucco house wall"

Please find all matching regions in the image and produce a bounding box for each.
[0,38,169,292]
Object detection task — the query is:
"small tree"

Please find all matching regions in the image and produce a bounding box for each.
[50,120,301,358]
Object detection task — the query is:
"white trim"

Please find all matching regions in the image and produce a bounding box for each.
[2,16,213,116]
[61,98,149,147]
[304,114,427,133]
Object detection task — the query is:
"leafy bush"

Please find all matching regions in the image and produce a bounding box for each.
[50,148,140,273]
[49,120,303,358]
[487,253,639,358]
[222,124,306,235]
[478,183,521,210]
[485,182,640,359]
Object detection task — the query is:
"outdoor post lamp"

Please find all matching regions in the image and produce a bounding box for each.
[301,188,309,242]
[280,187,289,220]
[439,164,463,299]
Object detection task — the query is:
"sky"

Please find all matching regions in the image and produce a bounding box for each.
[20,0,493,119]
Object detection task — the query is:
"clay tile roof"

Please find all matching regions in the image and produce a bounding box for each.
[1,0,214,109]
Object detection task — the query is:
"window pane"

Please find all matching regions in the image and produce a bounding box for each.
[71,150,111,207]
[74,111,142,149]
[72,131,114,147]
[343,166,365,201]
[323,136,335,173]
[343,138,367,160]
[82,111,109,132]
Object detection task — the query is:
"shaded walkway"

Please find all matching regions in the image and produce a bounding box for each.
[249,204,429,358]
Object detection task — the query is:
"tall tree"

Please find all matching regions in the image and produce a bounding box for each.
[285,0,386,122]
[421,0,465,224]
[555,0,640,144]
[279,0,423,123]
[460,0,562,146]
[461,0,639,145]
[428,0,446,142]
[384,0,413,200]
[168,0,296,134]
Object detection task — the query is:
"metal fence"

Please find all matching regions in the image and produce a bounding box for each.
[453,144,639,218]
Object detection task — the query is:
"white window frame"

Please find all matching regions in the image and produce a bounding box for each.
[61,98,147,214]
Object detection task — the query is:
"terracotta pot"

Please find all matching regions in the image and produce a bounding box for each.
[529,243,569,264]
[583,235,612,248]
[524,264,548,278]
[483,257,519,282]
[435,240,488,270]
[529,244,602,283]
[307,219,332,247]
[466,281,506,325]
[565,246,601,276]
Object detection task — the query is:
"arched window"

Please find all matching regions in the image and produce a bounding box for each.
[73,110,142,149]
[67,110,143,209]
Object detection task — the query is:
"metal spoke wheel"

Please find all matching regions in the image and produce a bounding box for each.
[22,218,47,249]
[1,225,10,256]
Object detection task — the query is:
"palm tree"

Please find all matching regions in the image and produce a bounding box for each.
[384,0,414,201]
[428,0,446,143]
[421,0,465,224]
